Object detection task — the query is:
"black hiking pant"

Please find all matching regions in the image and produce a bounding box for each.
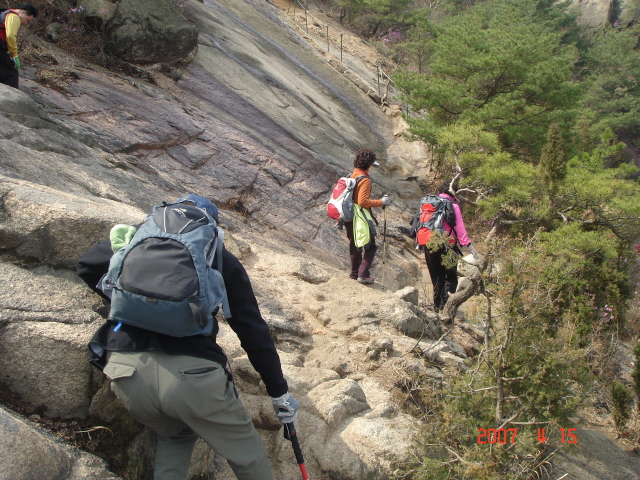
[345,221,377,279]
[0,46,18,88]
[425,245,461,311]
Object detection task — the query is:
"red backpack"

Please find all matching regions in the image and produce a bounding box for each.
[410,195,457,246]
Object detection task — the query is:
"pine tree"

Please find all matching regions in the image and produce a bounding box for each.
[539,123,567,204]
[394,0,581,154]
[633,342,640,411]
[611,381,633,430]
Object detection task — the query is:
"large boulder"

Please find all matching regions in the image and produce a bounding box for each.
[0,263,103,328]
[551,428,640,479]
[574,0,614,29]
[307,379,370,426]
[0,85,170,214]
[0,177,145,268]
[0,405,71,480]
[0,405,119,479]
[103,0,199,64]
[78,0,118,24]
[0,320,98,419]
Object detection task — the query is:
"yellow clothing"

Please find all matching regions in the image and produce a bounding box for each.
[3,11,20,57]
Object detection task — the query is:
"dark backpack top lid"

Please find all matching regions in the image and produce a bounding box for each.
[153,204,213,234]
[174,194,218,222]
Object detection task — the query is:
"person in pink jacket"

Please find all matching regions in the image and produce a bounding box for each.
[425,179,474,312]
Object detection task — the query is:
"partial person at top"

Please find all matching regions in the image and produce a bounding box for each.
[0,3,37,89]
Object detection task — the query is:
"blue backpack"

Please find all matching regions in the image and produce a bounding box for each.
[98,202,231,337]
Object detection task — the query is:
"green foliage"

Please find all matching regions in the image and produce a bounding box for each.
[563,131,640,242]
[396,231,610,479]
[611,380,633,429]
[633,342,640,409]
[449,126,640,242]
[430,121,502,174]
[385,1,640,478]
[337,0,413,36]
[425,231,459,269]
[395,0,581,154]
[397,129,638,480]
[532,224,631,338]
[580,26,640,142]
[394,371,555,480]
[539,123,567,200]
[383,10,434,73]
[484,0,582,47]
[620,0,640,30]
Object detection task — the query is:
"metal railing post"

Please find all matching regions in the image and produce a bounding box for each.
[326,25,330,52]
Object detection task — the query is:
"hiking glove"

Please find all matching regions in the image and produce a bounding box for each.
[12,57,20,70]
[272,392,298,424]
[381,195,391,206]
[469,244,478,259]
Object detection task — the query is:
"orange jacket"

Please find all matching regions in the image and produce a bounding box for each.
[350,168,383,210]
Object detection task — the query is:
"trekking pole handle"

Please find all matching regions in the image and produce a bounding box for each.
[284,422,304,464]
[284,422,309,479]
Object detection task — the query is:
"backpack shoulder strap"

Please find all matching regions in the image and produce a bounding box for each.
[0,11,8,30]
[0,9,16,24]
[441,199,458,239]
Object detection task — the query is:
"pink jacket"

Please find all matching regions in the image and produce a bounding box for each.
[440,193,471,247]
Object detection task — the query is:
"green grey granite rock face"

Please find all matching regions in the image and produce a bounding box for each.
[103,0,198,63]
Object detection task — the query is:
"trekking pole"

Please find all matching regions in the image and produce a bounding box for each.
[382,205,388,263]
[381,203,388,288]
[284,422,309,480]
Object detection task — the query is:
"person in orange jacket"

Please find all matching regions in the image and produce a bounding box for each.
[0,3,37,89]
[344,148,391,284]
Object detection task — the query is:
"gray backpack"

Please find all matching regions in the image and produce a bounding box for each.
[99,202,231,337]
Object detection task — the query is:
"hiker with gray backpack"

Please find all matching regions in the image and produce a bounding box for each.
[77,194,298,480]
[410,179,475,313]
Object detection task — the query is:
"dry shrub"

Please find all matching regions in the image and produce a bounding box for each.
[3,1,108,66]
[35,66,78,91]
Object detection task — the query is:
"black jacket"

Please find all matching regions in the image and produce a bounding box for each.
[77,238,288,398]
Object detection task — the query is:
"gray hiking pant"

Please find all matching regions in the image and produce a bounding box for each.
[104,351,275,480]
